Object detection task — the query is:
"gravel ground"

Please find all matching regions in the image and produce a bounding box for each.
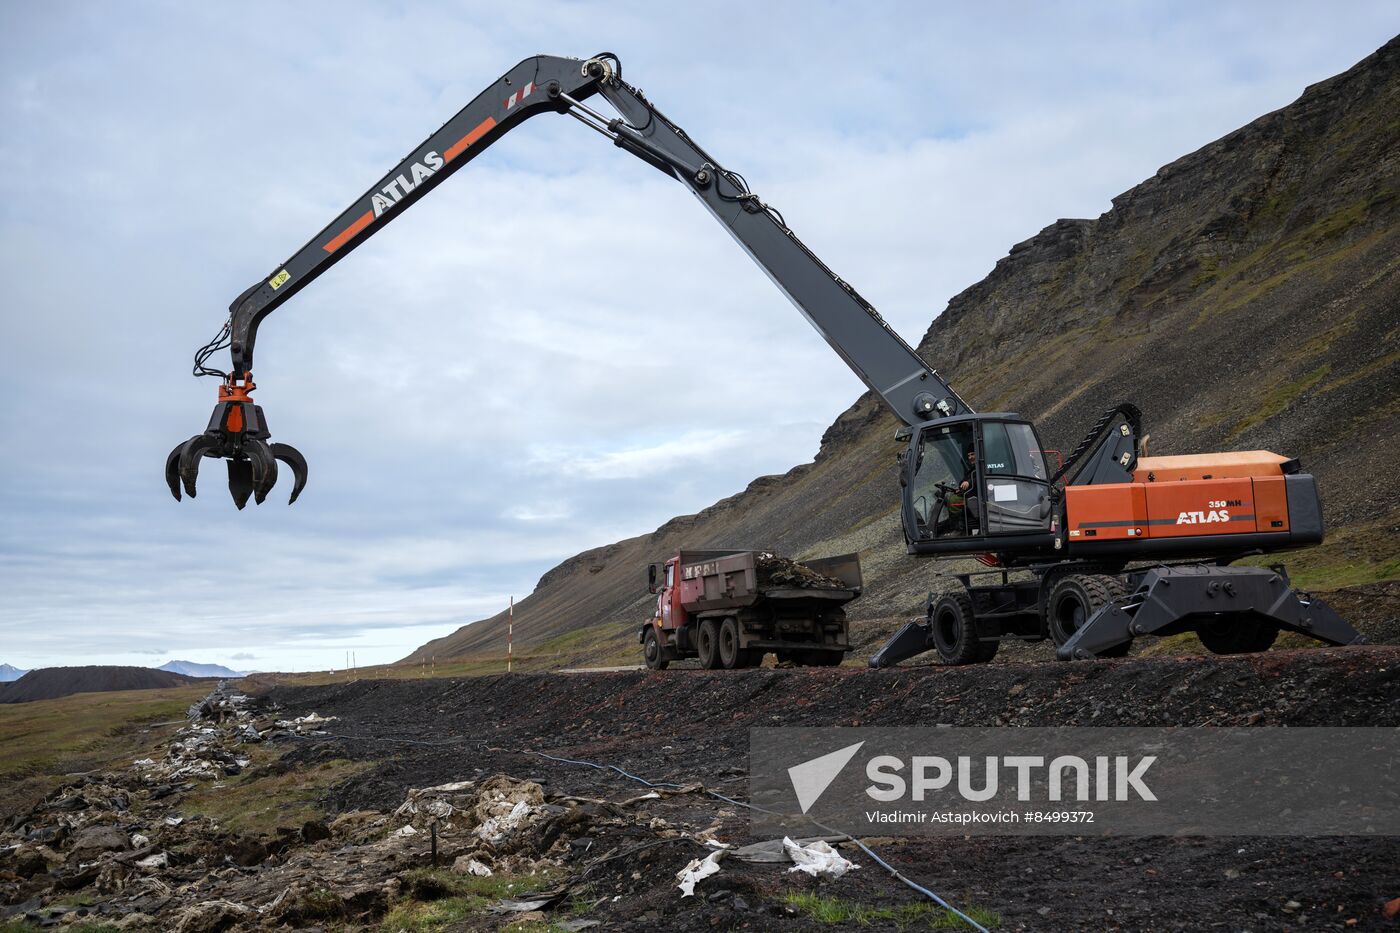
[266,646,1400,931]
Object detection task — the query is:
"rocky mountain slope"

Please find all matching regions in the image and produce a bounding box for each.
[0,664,27,683]
[407,36,1400,664]
[0,667,199,705]
[159,660,249,679]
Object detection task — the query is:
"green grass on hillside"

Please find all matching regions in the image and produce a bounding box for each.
[0,684,207,782]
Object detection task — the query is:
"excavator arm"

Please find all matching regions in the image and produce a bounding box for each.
[167,52,971,508]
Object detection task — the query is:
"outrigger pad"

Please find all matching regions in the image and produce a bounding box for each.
[1057,564,1368,660]
[868,619,933,668]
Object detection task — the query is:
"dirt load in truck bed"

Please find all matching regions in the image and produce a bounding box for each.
[753,552,848,590]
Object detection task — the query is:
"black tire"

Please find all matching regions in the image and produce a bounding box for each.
[1196,618,1279,655]
[931,592,988,665]
[976,638,1000,663]
[1046,574,1131,657]
[643,627,669,671]
[718,617,742,669]
[696,619,721,669]
[801,649,844,667]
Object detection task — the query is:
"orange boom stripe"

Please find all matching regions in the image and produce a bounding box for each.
[323,210,375,253]
[444,117,496,162]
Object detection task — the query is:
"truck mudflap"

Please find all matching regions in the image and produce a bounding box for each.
[1057,564,1368,660]
[867,619,931,668]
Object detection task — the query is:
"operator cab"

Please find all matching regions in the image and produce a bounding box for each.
[900,414,1059,557]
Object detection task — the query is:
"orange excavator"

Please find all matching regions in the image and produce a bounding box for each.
[164,53,1364,664]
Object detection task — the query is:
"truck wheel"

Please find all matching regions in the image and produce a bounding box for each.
[1046,574,1131,657]
[802,649,843,667]
[643,628,669,671]
[718,618,743,669]
[931,592,989,665]
[1196,618,1279,655]
[696,619,721,669]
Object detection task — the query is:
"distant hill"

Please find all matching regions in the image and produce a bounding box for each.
[158,660,248,678]
[408,36,1400,665]
[0,666,199,704]
[0,664,27,683]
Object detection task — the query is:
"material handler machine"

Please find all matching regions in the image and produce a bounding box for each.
[165,53,1365,663]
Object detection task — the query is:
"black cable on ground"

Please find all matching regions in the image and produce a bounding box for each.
[289,731,991,931]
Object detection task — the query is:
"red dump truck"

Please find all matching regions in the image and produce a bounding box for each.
[641,550,863,670]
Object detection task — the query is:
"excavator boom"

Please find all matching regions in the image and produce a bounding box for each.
[168,52,971,508]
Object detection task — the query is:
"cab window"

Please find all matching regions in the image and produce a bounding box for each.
[981,421,1047,480]
[910,424,977,538]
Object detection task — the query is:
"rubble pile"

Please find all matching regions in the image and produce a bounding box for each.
[0,684,369,929]
[1,685,852,930]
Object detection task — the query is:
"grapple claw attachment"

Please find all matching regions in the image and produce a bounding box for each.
[245,438,278,505]
[227,459,255,510]
[165,443,184,501]
[178,434,222,498]
[164,375,308,508]
[271,443,309,505]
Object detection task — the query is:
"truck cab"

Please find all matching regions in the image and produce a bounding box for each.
[648,557,687,633]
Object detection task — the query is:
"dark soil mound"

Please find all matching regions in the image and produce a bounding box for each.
[0,666,200,704]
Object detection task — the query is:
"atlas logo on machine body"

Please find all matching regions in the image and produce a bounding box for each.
[370,151,445,217]
[1177,497,1244,525]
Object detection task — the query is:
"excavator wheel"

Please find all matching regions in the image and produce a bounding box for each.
[1046,574,1131,658]
[643,628,669,671]
[931,592,993,665]
[718,618,744,669]
[1196,618,1279,655]
[696,619,722,670]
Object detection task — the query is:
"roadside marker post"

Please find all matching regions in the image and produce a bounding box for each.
[508,596,514,673]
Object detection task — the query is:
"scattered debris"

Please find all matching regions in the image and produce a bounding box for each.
[454,855,494,876]
[274,711,337,733]
[675,850,725,896]
[784,836,858,879]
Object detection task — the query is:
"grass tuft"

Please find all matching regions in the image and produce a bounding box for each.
[784,892,1000,929]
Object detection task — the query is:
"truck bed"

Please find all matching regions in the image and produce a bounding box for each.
[676,550,862,613]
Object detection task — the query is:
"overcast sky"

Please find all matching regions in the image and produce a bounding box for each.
[2,3,1397,672]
